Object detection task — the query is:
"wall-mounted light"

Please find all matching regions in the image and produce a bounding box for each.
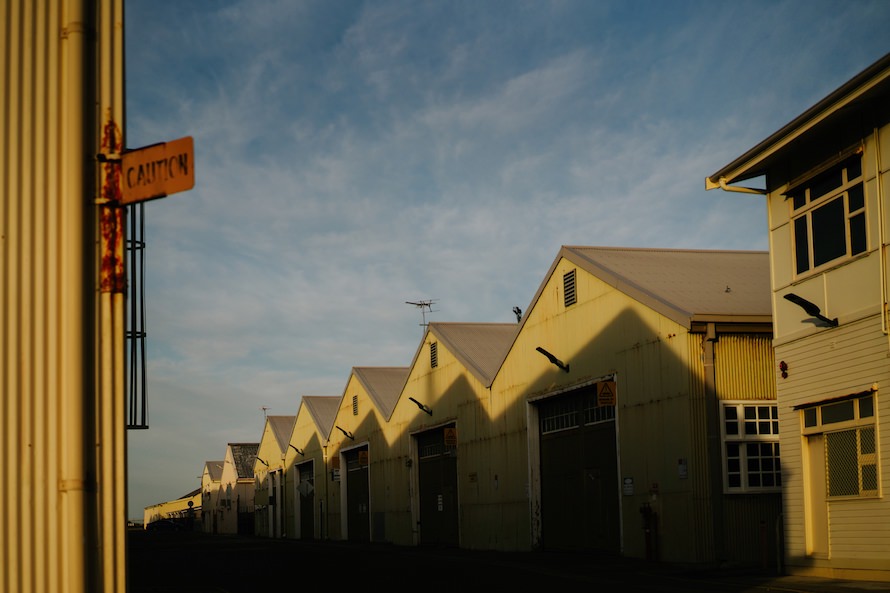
[256,457,269,467]
[335,425,355,440]
[536,346,569,372]
[289,444,304,456]
[783,293,838,327]
[408,397,433,416]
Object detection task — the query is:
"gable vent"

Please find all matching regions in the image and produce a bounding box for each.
[430,342,439,368]
[352,395,358,416]
[563,269,577,307]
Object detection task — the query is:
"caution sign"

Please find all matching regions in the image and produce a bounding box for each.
[597,381,616,406]
[444,427,457,447]
[121,136,195,204]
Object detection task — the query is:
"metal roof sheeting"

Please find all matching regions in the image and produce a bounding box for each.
[352,367,410,419]
[560,246,772,328]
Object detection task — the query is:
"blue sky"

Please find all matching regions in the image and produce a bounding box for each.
[124,0,890,518]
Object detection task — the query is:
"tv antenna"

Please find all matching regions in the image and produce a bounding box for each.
[405,299,438,332]
[261,406,269,420]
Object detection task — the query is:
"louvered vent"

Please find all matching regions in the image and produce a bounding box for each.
[352,395,358,415]
[430,342,439,368]
[563,269,577,307]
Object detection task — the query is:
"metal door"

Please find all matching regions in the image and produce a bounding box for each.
[417,425,459,547]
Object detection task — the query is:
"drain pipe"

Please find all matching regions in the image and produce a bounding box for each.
[703,323,726,562]
[874,129,890,352]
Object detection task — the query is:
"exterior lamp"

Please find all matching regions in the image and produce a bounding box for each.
[408,397,433,416]
[783,293,838,327]
[536,346,570,372]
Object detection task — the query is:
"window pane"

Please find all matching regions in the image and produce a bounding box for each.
[791,191,806,210]
[862,464,878,491]
[848,183,864,211]
[745,421,757,435]
[822,400,855,424]
[850,212,866,255]
[827,430,859,496]
[859,396,874,418]
[724,406,738,420]
[860,426,876,455]
[744,407,756,420]
[804,408,817,427]
[810,168,843,200]
[812,197,847,267]
[794,216,810,273]
[846,157,862,181]
[728,474,741,488]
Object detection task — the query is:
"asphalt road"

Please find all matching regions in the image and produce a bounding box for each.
[126,530,889,593]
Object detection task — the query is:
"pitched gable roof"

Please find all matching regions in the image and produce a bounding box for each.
[300,395,339,438]
[228,442,259,480]
[204,460,224,482]
[529,246,771,331]
[352,367,409,420]
[267,415,296,453]
[428,322,517,386]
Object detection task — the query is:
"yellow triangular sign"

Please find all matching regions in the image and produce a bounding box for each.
[598,381,616,406]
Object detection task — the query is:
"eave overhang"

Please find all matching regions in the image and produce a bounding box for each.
[706,52,890,190]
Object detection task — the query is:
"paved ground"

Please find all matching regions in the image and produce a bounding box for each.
[127,530,890,593]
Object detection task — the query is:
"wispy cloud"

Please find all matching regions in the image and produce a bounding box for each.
[124,0,890,517]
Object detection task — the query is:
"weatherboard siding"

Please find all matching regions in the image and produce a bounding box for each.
[774,315,890,574]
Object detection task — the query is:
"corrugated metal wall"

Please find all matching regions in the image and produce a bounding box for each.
[2,1,126,591]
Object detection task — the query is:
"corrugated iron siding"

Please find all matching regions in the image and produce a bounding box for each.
[714,334,777,402]
[686,331,781,567]
[715,333,782,568]
[686,332,715,562]
[2,1,126,591]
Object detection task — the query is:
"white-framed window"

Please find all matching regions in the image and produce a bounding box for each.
[720,401,781,493]
[801,391,878,498]
[789,153,866,276]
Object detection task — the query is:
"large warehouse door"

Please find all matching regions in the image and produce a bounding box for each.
[417,424,459,547]
[296,460,315,539]
[344,446,370,542]
[539,382,619,553]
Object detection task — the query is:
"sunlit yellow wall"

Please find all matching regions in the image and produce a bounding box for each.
[142,492,201,527]
[2,1,126,591]
[323,372,392,542]
[284,397,337,540]
[495,255,693,556]
[201,464,222,533]
[494,254,776,562]
[382,327,527,550]
[766,123,890,580]
[218,446,255,535]
[254,420,287,538]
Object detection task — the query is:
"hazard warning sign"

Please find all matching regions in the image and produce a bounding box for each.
[597,381,616,406]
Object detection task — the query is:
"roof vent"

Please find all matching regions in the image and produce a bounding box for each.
[563,269,577,307]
